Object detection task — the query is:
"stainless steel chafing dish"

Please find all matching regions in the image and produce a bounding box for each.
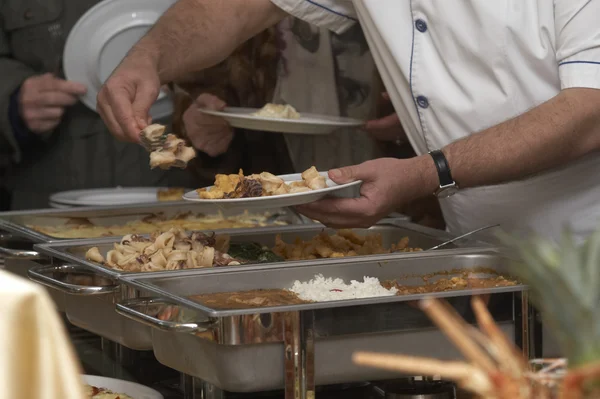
[30,222,493,351]
[115,252,529,396]
[0,202,308,244]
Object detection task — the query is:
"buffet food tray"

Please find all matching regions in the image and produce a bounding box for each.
[33,222,490,279]
[116,252,526,392]
[32,221,470,350]
[0,202,307,243]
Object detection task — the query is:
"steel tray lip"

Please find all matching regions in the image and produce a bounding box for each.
[119,251,527,318]
[0,204,308,243]
[33,221,497,280]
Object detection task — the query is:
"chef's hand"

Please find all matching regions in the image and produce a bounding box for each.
[365,92,407,143]
[19,73,87,134]
[97,55,160,142]
[183,94,234,157]
[296,157,436,228]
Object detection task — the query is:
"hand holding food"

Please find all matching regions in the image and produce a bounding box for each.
[19,73,87,134]
[297,158,435,228]
[96,53,161,142]
[184,93,234,157]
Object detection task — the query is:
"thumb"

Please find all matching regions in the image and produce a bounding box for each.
[132,83,159,130]
[195,93,226,111]
[328,164,363,184]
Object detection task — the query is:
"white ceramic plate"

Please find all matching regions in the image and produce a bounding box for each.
[199,107,365,135]
[183,172,362,210]
[49,187,180,207]
[63,0,176,120]
[83,375,163,399]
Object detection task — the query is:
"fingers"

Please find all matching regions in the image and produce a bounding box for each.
[365,113,400,131]
[296,197,379,228]
[37,73,87,95]
[28,118,61,134]
[328,162,374,184]
[97,88,128,142]
[105,86,141,142]
[195,93,227,110]
[132,83,160,132]
[35,91,80,107]
[24,106,64,120]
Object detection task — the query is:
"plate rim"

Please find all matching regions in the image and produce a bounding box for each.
[49,186,170,206]
[63,0,175,118]
[82,374,164,399]
[199,107,366,126]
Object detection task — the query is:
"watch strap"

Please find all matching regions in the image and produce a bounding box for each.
[429,150,454,187]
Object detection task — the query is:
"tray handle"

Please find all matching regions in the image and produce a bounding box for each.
[116,297,215,333]
[0,246,41,260]
[27,264,118,295]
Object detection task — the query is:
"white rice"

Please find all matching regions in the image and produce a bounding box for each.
[289,274,397,302]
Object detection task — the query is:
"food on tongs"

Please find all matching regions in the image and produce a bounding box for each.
[141,124,196,169]
[251,103,300,119]
[197,166,327,199]
[85,384,134,399]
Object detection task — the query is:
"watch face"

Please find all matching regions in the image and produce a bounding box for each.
[436,185,459,198]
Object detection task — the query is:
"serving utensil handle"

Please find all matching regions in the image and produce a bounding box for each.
[0,246,41,260]
[116,297,216,333]
[27,264,118,295]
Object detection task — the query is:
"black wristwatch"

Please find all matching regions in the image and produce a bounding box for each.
[428,150,458,198]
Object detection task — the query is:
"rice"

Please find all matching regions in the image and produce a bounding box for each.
[289,274,397,302]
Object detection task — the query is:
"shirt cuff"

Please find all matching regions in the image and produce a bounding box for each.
[270,0,357,34]
[8,87,33,147]
[559,61,600,90]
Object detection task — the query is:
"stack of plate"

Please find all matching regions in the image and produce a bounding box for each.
[49,187,175,208]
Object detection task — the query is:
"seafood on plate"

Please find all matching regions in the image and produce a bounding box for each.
[197,166,327,199]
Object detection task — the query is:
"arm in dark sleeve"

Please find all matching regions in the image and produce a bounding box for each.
[0,20,36,163]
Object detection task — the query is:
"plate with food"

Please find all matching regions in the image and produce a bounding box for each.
[183,166,361,209]
[199,104,365,135]
[83,374,163,399]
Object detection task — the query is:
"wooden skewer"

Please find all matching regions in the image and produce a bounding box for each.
[353,351,493,395]
[419,298,498,373]
[471,296,528,374]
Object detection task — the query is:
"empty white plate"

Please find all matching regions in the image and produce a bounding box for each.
[49,187,178,207]
[183,172,362,210]
[83,375,163,399]
[199,107,365,135]
[63,0,176,119]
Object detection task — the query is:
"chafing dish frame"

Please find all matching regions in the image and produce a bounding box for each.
[115,252,529,395]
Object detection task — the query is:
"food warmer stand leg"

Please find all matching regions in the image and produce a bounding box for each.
[180,374,224,399]
[283,311,315,399]
[513,291,539,360]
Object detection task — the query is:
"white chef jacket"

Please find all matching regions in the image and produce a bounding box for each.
[271,0,600,241]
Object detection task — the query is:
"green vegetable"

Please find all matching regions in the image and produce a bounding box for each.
[228,242,284,264]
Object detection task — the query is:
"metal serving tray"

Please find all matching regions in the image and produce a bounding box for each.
[31,221,459,350]
[0,202,307,244]
[116,252,527,393]
[33,221,490,280]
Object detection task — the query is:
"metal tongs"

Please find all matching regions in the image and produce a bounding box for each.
[140,131,167,152]
[427,224,500,251]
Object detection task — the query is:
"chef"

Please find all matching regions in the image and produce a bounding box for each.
[97,0,600,241]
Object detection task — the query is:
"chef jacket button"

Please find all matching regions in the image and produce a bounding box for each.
[416,96,429,109]
[415,19,428,33]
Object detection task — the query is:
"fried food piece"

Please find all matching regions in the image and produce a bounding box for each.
[251,103,301,119]
[301,166,327,189]
[148,132,197,170]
